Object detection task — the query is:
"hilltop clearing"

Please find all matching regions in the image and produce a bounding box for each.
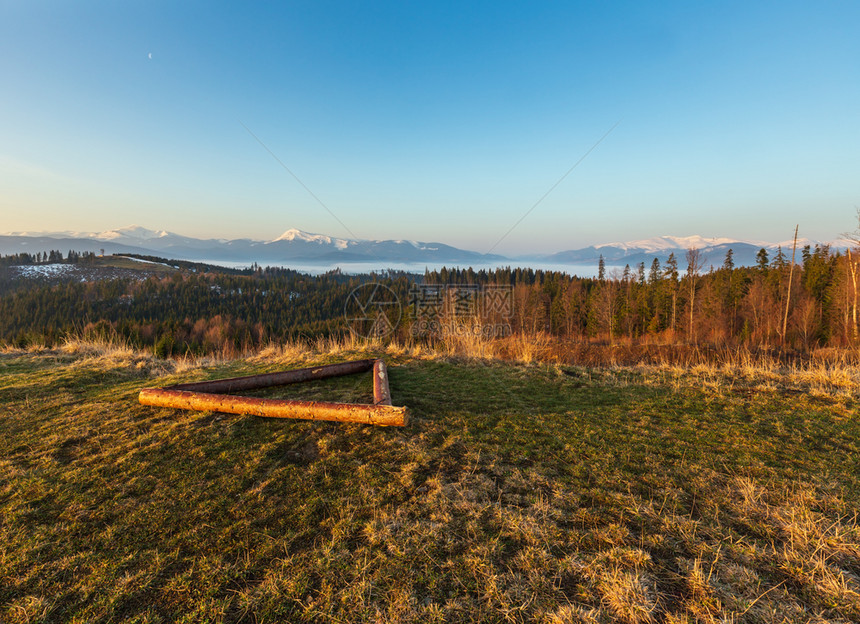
[1,341,859,622]
[1,255,181,287]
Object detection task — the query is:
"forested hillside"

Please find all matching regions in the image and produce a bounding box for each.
[0,244,857,357]
[423,244,846,349]
[0,261,414,355]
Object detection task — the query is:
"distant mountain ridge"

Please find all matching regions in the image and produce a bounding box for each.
[541,234,838,269]
[0,225,506,265]
[0,225,844,269]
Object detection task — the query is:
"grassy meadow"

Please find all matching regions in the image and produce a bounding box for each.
[93,256,178,273]
[1,338,859,622]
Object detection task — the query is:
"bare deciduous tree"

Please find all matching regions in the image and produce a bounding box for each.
[791,295,818,350]
[594,276,619,344]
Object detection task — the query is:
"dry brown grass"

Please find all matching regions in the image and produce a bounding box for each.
[0,332,225,379]
[637,347,860,400]
[43,328,860,402]
[2,336,860,622]
[415,329,860,400]
[6,329,860,405]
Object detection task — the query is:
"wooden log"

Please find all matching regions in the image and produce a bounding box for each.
[372,359,392,405]
[168,359,377,393]
[138,388,409,427]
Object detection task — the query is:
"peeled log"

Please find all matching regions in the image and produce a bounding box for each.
[168,359,377,394]
[372,359,392,406]
[139,358,408,427]
[138,388,409,427]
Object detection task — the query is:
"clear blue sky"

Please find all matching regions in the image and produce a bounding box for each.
[1,0,858,254]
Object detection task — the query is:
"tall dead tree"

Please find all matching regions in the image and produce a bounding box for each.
[847,249,859,343]
[685,248,703,343]
[841,210,860,343]
[664,253,679,335]
[781,225,799,346]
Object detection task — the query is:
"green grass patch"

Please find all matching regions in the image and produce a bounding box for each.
[96,256,178,273]
[1,350,859,622]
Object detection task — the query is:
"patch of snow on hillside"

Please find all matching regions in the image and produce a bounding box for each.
[16,264,78,277]
[120,256,173,267]
[393,240,430,249]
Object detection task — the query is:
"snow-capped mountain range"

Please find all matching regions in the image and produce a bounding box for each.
[0,225,842,269]
[543,234,837,268]
[597,235,751,253]
[0,225,503,265]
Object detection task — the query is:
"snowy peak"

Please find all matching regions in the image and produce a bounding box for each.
[598,235,755,254]
[270,228,351,250]
[770,237,819,250]
[93,225,171,241]
[272,228,325,243]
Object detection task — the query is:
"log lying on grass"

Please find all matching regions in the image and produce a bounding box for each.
[138,358,408,427]
[169,358,378,393]
[372,359,392,406]
[138,388,408,426]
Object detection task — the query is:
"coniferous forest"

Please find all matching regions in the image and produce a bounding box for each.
[0,243,858,359]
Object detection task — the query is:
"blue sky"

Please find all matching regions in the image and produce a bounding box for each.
[1,0,858,254]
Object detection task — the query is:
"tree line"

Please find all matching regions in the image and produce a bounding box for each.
[0,250,98,266]
[422,243,855,350]
[0,263,415,356]
[1,243,859,355]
